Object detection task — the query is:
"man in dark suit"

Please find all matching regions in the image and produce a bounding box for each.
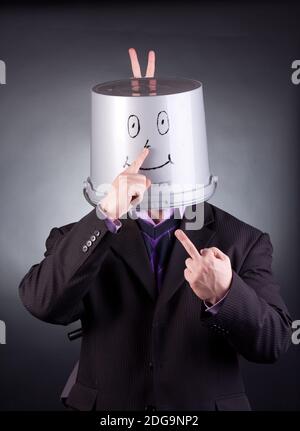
[19,143,292,411]
[19,47,292,411]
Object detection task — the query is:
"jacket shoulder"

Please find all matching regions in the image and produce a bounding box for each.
[209,203,264,244]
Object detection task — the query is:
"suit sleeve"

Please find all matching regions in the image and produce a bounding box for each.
[200,232,293,363]
[19,208,117,325]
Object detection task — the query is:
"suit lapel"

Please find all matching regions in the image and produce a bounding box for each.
[156,202,216,313]
[109,203,216,305]
[109,216,157,301]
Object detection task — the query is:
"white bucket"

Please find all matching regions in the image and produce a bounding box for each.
[84,77,217,209]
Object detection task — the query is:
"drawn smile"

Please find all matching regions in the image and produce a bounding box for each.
[123,153,174,170]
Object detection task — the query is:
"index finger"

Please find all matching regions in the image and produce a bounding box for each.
[123,148,150,174]
[175,229,200,259]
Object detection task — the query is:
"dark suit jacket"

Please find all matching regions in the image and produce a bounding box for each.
[19,202,292,411]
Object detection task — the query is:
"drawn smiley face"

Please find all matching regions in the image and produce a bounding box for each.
[123,110,174,170]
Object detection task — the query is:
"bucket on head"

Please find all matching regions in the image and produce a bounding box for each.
[84,77,217,210]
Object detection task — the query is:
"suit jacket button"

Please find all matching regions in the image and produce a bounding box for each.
[94,230,100,237]
[82,245,88,252]
[87,240,92,247]
[90,235,96,242]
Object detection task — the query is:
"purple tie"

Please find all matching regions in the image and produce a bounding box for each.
[136,217,180,293]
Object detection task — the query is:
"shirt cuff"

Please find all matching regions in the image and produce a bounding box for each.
[203,289,230,315]
[95,204,122,234]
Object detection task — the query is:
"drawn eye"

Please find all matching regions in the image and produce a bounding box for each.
[128,114,140,138]
[157,110,169,135]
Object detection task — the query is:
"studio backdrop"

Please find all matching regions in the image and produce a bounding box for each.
[0,1,299,410]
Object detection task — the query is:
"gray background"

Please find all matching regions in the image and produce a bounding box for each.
[0,1,299,410]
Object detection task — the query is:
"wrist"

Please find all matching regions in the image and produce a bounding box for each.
[99,199,118,221]
[205,297,218,307]
[206,288,228,306]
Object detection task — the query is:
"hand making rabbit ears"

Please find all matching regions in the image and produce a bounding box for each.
[128,48,156,78]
